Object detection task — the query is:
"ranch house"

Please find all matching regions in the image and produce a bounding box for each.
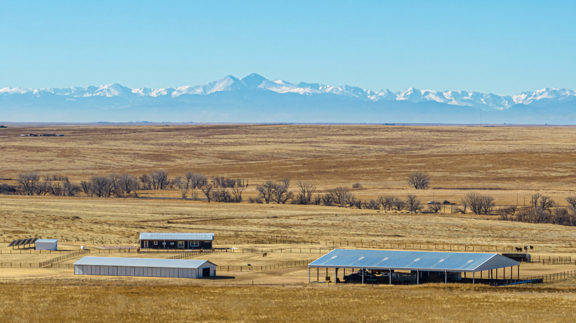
[139,232,214,250]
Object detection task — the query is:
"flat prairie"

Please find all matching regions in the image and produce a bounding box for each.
[2,124,576,322]
[2,124,576,205]
[2,280,576,322]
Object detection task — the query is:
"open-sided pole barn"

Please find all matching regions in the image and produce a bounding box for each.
[308,249,521,285]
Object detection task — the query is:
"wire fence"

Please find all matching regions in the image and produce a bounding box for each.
[38,250,89,267]
[319,240,523,253]
[216,260,311,272]
[529,256,573,265]
[524,269,576,283]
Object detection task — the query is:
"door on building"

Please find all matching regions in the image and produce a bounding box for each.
[202,267,211,278]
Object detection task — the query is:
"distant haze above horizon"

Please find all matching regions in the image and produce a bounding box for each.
[0,1,575,94]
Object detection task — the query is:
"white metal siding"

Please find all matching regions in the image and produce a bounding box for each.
[74,264,205,278]
[35,241,57,251]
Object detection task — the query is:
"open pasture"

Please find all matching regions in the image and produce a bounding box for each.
[2,196,576,253]
[2,280,576,322]
[2,125,576,321]
[2,124,576,205]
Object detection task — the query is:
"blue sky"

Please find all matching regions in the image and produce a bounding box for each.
[0,0,574,94]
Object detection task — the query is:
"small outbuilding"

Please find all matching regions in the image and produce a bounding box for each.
[74,257,217,278]
[139,232,214,250]
[35,239,58,251]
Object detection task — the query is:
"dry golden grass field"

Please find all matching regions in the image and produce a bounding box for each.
[2,124,576,322]
[2,124,576,204]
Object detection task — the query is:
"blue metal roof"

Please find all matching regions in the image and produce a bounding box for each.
[139,232,214,241]
[74,257,216,269]
[308,249,519,272]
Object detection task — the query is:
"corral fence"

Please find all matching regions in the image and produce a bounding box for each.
[524,269,576,283]
[217,260,311,273]
[0,249,67,255]
[0,262,74,269]
[321,240,522,253]
[38,250,89,268]
[529,256,573,265]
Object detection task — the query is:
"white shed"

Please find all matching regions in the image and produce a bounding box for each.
[74,257,217,278]
[35,239,58,251]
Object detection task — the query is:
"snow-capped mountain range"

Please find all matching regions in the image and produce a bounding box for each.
[1,73,575,123]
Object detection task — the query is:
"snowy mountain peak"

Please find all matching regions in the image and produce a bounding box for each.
[0,74,574,112]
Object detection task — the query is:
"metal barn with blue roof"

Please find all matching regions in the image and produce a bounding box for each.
[308,249,521,285]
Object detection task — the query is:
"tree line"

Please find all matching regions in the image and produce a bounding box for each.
[499,193,576,226]
[4,171,576,227]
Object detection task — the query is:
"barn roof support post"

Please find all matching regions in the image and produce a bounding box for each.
[335,268,338,283]
[517,265,520,281]
[416,269,419,285]
[444,270,447,284]
[389,269,392,285]
[317,268,319,282]
[472,271,475,284]
[308,267,310,283]
[361,268,365,284]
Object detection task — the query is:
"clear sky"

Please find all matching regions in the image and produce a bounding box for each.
[0,0,574,94]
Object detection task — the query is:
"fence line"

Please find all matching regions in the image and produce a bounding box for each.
[320,240,523,253]
[38,250,89,268]
[217,260,311,273]
[524,269,576,283]
[529,256,573,265]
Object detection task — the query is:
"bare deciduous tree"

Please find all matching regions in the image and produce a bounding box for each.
[81,181,92,196]
[462,192,495,215]
[328,187,354,207]
[256,181,275,204]
[117,174,139,196]
[363,199,380,210]
[378,196,395,212]
[427,202,442,213]
[392,197,406,211]
[186,173,207,200]
[566,196,576,212]
[62,178,81,197]
[230,179,247,202]
[408,172,430,189]
[211,187,232,202]
[173,176,189,199]
[273,178,293,204]
[406,195,422,213]
[18,173,40,195]
[530,193,555,212]
[90,176,114,197]
[200,182,214,203]
[150,170,169,190]
[139,174,152,190]
[295,181,316,205]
